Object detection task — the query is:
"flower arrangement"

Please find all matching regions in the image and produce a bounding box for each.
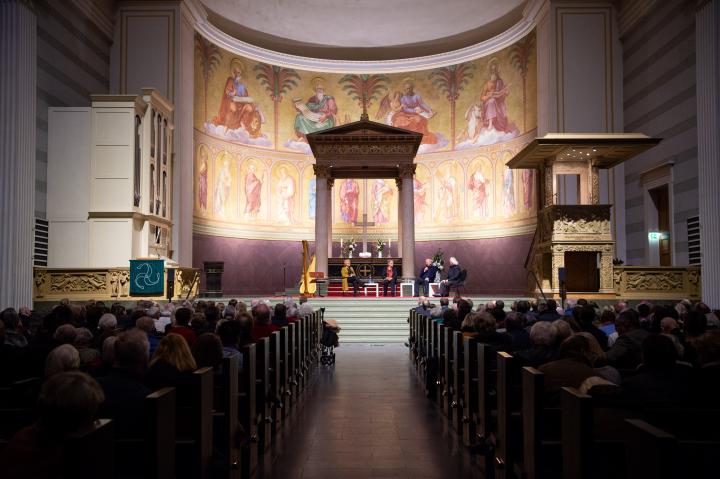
[432,249,445,271]
[375,239,385,252]
[343,238,357,257]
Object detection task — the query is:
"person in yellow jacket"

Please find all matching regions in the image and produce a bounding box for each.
[341,259,363,296]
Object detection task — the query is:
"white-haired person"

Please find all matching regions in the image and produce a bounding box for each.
[436,256,461,297]
[45,344,81,377]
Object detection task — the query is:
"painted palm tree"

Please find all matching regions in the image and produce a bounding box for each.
[254,63,300,148]
[338,74,390,119]
[194,35,222,122]
[429,63,474,149]
[509,34,535,132]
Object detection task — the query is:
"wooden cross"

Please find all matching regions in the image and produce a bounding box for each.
[353,213,375,253]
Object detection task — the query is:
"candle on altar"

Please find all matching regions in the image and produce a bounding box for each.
[340,238,343,248]
[388,238,391,251]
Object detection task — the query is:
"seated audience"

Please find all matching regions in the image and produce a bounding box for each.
[517,321,559,367]
[0,371,105,479]
[135,316,160,356]
[599,308,618,347]
[272,303,289,327]
[145,333,197,390]
[552,319,573,344]
[606,309,649,369]
[505,312,531,351]
[45,344,80,378]
[576,332,621,385]
[73,327,101,373]
[192,333,224,369]
[167,307,197,346]
[441,308,460,331]
[236,312,254,347]
[693,330,720,404]
[578,305,608,350]
[251,303,279,341]
[95,329,151,439]
[217,320,243,371]
[537,299,562,322]
[620,334,692,407]
[1,308,28,348]
[539,334,597,405]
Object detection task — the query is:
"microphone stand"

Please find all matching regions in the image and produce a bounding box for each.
[282,263,287,297]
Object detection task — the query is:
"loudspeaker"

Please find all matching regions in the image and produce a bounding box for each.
[558,267,567,283]
[166,268,175,300]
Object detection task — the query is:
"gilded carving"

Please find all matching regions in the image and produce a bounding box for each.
[398,164,417,178]
[33,270,47,298]
[50,273,107,293]
[315,143,415,156]
[553,218,610,235]
[175,268,200,298]
[591,167,600,204]
[624,272,683,291]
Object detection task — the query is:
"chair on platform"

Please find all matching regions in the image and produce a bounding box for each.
[449,269,467,297]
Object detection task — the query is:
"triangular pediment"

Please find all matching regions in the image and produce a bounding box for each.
[307,119,422,139]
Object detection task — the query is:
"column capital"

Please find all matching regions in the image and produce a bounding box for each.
[398,164,416,178]
[395,178,402,191]
[313,164,331,178]
[327,178,335,189]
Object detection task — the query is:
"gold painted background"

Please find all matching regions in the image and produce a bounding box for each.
[193,30,538,241]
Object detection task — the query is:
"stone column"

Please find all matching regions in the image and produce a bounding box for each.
[327,179,333,258]
[313,166,329,275]
[399,165,416,279]
[0,0,36,308]
[396,178,403,258]
[697,0,720,307]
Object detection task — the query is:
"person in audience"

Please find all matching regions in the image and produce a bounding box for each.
[539,334,597,405]
[552,319,573,344]
[429,305,444,323]
[272,303,289,327]
[606,308,650,369]
[72,327,101,373]
[145,333,197,390]
[45,344,80,378]
[341,258,363,296]
[154,309,172,333]
[460,312,482,337]
[695,302,720,329]
[505,312,531,351]
[437,256,461,297]
[167,307,197,346]
[474,311,512,349]
[192,333,224,370]
[135,316,160,356]
[575,332,621,385]
[457,298,472,325]
[217,320,243,371]
[599,308,618,347]
[490,299,506,325]
[236,301,248,315]
[517,321,558,367]
[414,297,432,318]
[442,308,461,331]
[613,301,628,314]
[94,313,117,349]
[637,303,652,330]
[236,312,254,347]
[537,299,561,322]
[577,305,608,349]
[191,311,210,335]
[251,303,279,341]
[414,258,438,297]
[0,321,22,385]
[0,371,105,479]
[620,334,692,407]
[382,259,398,297]
[693,331,720,404]
[95,329,151,439]
[1,308,28,348]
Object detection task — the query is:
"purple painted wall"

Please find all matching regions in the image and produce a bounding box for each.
[193,233,534,296]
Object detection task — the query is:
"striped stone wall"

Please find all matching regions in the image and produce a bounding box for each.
[620,0,699,266]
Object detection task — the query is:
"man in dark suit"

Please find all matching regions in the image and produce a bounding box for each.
[382,259,399,297]
[414,258,438,297]
[437,257,461,297]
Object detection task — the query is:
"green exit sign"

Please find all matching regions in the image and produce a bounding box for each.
[648,231,668,240]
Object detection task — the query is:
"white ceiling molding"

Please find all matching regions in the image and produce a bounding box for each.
[185,0,545,73]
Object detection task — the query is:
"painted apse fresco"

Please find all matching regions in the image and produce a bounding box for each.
[193,30,538,244]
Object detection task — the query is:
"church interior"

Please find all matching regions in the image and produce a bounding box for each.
[1,0,719,477]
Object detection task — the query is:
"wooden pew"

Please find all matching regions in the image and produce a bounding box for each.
[424,319,440,400]
[475,344,497,444]
[624,419,676,479]
[293,318,304,394]
[214,357,240,478]
[254,337,272,454]
[442,326,455,421]
[278,327,290,420]
[462,336,478,446]
[495,352,522,473]
[520,367,561,479]
[175,367,213,479]
[63,418,115,479]
[287,323,298,408]
[239,343,258,479]
[451,331,465,434]
[268,331,283,435]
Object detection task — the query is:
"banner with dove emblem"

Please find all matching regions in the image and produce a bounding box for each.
[129,259,165,295]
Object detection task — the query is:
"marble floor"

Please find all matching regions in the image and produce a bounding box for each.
[256,343,486,479]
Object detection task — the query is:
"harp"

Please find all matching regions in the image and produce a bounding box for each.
[299,240,316,295]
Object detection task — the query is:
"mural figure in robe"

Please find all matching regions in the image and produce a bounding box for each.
[458,96,484,143]
[414,177,428,222]
[468,169,491,218]
[480,59,517,134]
[293,77,338,141]
[339,178,359,224]
[198,148,208,212]
[371,179,393,224]
[436,167,458,222]
[522,169,534,210]
[211,59,263,138]
[244,162,264,220]
[214,157,232,218]
[378,77,437,144]
[308,176,316,220]
[277,166,296,224]
[502,168,516,216]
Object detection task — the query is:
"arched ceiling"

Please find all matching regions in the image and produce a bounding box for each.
[200,0,528,61]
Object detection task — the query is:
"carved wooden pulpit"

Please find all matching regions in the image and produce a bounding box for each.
[508,134,661,297]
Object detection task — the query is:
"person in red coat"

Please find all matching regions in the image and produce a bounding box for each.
[251,303,279,341]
